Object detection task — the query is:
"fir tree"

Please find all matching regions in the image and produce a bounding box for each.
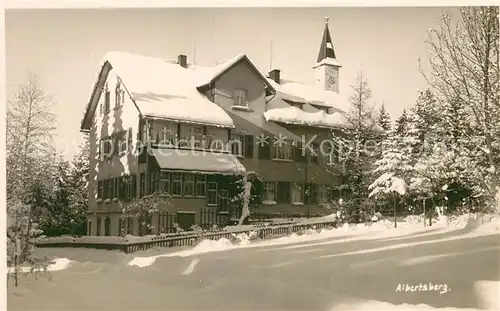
[331,71,379,221]
[394,109,409,136]
[421,7,499,211]
[377,103,392,132]
[68,134,91,235]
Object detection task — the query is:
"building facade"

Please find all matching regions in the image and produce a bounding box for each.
[80,19,351,236]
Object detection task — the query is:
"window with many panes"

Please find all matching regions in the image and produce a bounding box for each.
[291,183,303,204]
[219,189,229,212]
[171,172,182,196]
[161,123,177,145]
[207,182,218,205]
[159,171,170,194]
[196,175,206,197]
[233,89,248,107]
[183,174,195,196]
[318,185,330,204]
[263,182,276,202]
[180,124,204,148]
[230,134,244,156]
[101,138,113,160]
[272,140,293,160]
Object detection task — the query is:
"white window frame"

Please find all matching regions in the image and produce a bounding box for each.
[195,174,206,197]
[230,134,244,156]
[219,189,229,212]
[171,172,182,196]
[318,185,330,205]
[117,131,127,154]
[162,124,177,146]
[272,140,293,160]
[233,89,248,108]
[207,181,218,206]
[291,183,303,205]
[159,171,170,195]
[263,182,276,203]
[182,174,195,197]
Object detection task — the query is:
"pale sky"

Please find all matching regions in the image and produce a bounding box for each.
[6,7,459,160]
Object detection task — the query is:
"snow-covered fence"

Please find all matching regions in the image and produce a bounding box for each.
[36,220,339,253]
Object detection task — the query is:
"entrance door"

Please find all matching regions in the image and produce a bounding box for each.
[104,217,111,236]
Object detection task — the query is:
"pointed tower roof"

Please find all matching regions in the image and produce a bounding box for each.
[316,17,336,63]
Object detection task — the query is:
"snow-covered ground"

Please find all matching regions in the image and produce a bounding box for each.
[7,258,74,274]
[127,213,499,268]
[329,281,499,311]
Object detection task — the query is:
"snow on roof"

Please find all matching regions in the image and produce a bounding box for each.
[189,53,246,87]
[101,51,234,128]
[267,78,349,112]
[263,106,350,129]
[313,57,342,68]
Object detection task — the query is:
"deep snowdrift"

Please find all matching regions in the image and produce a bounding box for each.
[127,213,499,268]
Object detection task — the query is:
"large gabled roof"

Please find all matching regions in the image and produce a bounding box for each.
[80,52,278,132]
[193,54,276,96]
[80,51,237,131]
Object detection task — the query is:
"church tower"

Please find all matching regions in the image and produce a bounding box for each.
[312,17,341,93]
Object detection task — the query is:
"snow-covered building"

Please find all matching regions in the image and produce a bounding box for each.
[80,18,351,236]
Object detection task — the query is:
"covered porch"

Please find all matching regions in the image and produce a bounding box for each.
[148,148,247,230]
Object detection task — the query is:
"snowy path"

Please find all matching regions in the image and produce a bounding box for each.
[8,219,499,311]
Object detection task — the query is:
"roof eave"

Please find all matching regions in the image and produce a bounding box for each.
[80,61,113,131]
[199,55,276,96]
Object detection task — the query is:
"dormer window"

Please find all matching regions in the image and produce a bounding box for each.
[233,89,248,108]
[284,99,304,110]
[311,104,329,113]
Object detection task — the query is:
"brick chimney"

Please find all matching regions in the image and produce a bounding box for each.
[177,54,187,68]
[269,69,280,84]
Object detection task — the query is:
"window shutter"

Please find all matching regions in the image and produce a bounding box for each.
[131,174,137,199]
[98,139,102,160]
[258,137,270,159]
[244,135,254,158]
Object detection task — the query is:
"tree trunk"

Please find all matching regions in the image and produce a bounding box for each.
[238,174,251,226]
